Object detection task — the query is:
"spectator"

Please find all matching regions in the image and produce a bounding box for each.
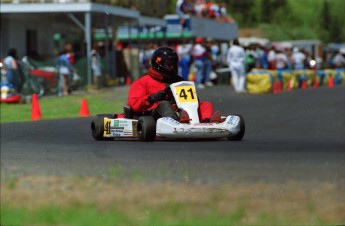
[303,49,312,69]
[115,42,130,85]
[267,47,276,70]
[332,50,345,69]
[176,41,193,81]
[195,0,208,17]
[3,48,19,92]
[56,49,74,96]
[227,38,246,93]
[139,43,155,75]
[91,48,102,89]
[64,43,75,65]
[191,37,213,89]
[217,2,234,23]
[207,1,219,19]
[275,49,289,70]
[176,0,196,31]
[204,38,215,85]
[291,47,306,70]
[210,40,221,67]
[194,0,203,16]
[245,46,256,72]
[255,45,268,69]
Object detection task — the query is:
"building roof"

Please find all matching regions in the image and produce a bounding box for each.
[0,2,139,19]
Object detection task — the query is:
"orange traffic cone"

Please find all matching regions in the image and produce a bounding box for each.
[301,80,307,89]
[80,98,90,117]
[277,81,283,92]
[286,79,293,91]
[272,81,277,93]
[328,76,335,88]
[312,78,318,88]
[273,81,282,94]
[31,93,42,121]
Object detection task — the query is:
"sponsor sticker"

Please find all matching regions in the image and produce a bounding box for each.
[227,116,239,126]
[162,117,180,126]
[112,133,122,136]
[118,120,129,127]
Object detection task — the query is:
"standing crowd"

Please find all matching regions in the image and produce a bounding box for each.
[138,38,345,93]
[176,0,234,31]
[3,40,343,97]
[139,37,222,90]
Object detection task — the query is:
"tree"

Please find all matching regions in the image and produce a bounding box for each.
[260,0,287,23]
[227,0,257,26]
[321,0,331,30]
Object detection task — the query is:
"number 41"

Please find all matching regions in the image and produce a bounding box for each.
[179,88,195,100]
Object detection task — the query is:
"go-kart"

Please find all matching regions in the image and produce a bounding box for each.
[91,81,245,141]
[0,84,21,104]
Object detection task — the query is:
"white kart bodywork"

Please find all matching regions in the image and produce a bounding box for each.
[154,81,241,139]
[156,115,241,139]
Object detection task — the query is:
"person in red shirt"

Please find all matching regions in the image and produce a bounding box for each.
[127,46,220,123]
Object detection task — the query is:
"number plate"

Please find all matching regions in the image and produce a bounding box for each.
[175,85,198,103]
[104,118,112,135]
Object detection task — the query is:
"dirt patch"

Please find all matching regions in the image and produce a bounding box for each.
[1,176,344,224]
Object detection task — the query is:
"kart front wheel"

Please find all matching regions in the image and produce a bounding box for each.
[137,116,156,142]
[91,114,114,141]
[228,115,245,141]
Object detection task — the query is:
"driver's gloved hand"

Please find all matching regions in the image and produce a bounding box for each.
[148,90,167,104]
[163,87,174,101]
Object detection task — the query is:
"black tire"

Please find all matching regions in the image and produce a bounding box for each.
[138,116,156,142]
[91,114,114,141]
[228,115,245,141]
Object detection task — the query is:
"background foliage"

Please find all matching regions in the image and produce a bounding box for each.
[109,0,345,43]
[213,0,345,42]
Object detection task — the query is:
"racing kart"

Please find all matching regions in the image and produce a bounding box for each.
[91,81,245,141]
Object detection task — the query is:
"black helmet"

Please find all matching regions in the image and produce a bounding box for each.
[151,46,180,83]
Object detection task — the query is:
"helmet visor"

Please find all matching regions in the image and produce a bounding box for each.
[162,56,178,72]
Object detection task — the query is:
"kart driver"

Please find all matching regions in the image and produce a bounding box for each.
[127,46,221,123]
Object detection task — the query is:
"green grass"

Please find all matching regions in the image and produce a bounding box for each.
[0,202,331,226]
[2,175,342,226]
[0,204,267,226]
[0,88,127,123]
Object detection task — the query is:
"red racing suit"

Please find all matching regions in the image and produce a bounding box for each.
[128,68,214,121]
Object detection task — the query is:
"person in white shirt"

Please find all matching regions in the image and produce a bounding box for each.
[291,47,306,70]
[191,37,213,89]
[333,50,345,68]
[267,47,276,70]
[176,42,192,81]
[275,50,289,70]
[227,38,246,93]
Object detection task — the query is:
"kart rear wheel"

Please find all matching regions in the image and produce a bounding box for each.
[138,116,156,142]
[91,114,114,141]
[228,115,245,141]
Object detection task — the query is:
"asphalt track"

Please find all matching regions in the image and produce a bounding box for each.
[1,86,345,185]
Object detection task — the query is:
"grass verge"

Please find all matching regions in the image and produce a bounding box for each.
[1,176,345,225]
[0,87,129,123]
